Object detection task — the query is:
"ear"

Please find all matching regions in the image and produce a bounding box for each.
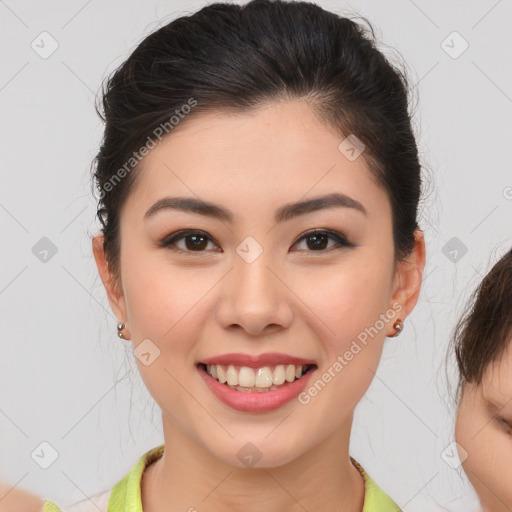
[387,228,426,333]
[92,233,128,326]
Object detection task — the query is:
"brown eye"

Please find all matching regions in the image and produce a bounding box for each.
[292,229,354,252]
[180,233,209,251]
[160,230,218,254]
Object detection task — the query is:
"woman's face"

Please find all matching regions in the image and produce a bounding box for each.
[94,99,424,468]
[455,341,512,511]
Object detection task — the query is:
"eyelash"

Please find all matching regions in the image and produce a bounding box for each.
[158,228,355,256]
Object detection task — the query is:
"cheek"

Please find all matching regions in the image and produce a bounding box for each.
[294,252,394,348]
[293,258,393,416]
[456,397,512,508]
[463,433,512,508]
[122,250,214,344]
[119,256,217,411]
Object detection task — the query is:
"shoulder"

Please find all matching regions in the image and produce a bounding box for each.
[0,483,44,512]
[42,489,111,512]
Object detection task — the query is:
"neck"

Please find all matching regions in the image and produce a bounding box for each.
[142,415,364,512]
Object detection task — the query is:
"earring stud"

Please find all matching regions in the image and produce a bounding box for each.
[117,322,126,339]
[390,318,404,337]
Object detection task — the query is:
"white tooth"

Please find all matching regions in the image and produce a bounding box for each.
[226,365,238,386]
[285,364,296,382]
[255,367,273,388]
[273,365,286,385]
[295,365,303,378]
[238,366,256,387]
[217,365,227,384]
[210,364,217,379]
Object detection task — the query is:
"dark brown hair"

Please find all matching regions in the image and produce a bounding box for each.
[91,0,423,287]
[453,248,512,395]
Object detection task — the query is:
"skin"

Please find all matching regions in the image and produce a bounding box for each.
[455,340,512,512]
[93,99,425,512]
[0,483,43,512]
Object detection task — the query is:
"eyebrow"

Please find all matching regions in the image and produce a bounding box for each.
[144,192,368,223]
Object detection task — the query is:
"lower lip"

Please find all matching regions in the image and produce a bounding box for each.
[198,364,316,413]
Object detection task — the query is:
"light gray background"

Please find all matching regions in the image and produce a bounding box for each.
[1,0,511,510]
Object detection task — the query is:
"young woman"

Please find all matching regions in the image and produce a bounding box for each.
[453,248,512,512]
[42,0,426,510]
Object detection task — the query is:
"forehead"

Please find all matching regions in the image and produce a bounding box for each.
[124,100,389,220]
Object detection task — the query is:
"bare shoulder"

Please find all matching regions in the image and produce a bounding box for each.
[0,482,44,512]
[65,489,111,512]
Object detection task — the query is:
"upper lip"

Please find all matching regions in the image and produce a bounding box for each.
[200,352,317,368]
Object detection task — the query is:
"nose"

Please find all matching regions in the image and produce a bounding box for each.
[215,254,293,337]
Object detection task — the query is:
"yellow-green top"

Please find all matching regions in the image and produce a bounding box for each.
[43,444,401,511]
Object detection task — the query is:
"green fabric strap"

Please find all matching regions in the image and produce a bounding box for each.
[42,500,62,512]
[108,444,165,512]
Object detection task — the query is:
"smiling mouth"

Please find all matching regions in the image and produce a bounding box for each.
[198,363,317,392]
